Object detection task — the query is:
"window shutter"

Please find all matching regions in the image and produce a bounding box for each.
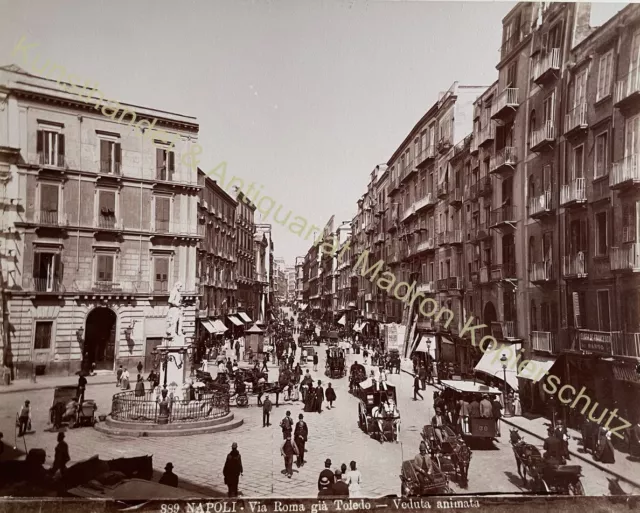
[168,151,175,178]
[156,148,165,177]
[115,143,121,173]
[33,252,41,278]
[37,130,44,154]
[155,258,169,291]
[41,184,59,212]
[100,140,109,171]
[58,134,65,158]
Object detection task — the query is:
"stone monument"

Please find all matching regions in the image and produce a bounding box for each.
[159,282,188,399]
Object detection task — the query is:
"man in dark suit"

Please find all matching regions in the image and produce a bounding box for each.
[331,470,350,498]
[317,458,335,491]
[316,381,325,413]
[294,414,308,467]
[543,428,565,465]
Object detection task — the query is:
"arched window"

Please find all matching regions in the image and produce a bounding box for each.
[529,110,536,145]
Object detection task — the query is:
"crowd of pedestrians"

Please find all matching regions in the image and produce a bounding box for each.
[317,458,363,498]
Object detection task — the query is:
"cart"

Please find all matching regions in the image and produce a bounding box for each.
[400,458,451,496]
[325,347,346,378]
[356,379,399,442]
[422,425,471,484]
[49,385,81,428]
[76,400,98,427]
[328,331,339,346]
[301,345,315,364]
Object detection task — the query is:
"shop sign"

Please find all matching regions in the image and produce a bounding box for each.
[577,330,613,354]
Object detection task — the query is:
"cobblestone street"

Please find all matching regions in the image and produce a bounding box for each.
[2,331,636,498]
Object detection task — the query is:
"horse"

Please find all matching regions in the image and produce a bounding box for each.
[510,428,543,487]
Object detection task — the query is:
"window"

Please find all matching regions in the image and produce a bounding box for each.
[34,321,53,350]
[597,290,611,332]
[39,183,60,225]
[530,300,538,332]
[100,139,122,174]
[96,254,114,283]
[37,129,65,167]
[625,114,640,158]
[596,50,613,101]
[594,132,609,178]
[595,211,608,256]
[573,69,587,107]
[572,145,584,180]
[33,251,61,292]
[154,256,170,292]
[543,93,554,124]
[622,202,637,242]
[98,190,117,228]
[155,196,171,232]
[506,61,517,88]
[156,148,175,181]
[529,110,536,144]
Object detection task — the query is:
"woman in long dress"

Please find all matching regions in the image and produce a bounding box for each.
[121,369,130,390]
[513,393,522,416]
[346,460,363,498]
[304,385,316,412]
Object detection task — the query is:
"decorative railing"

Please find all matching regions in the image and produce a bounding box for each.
[100,160,122,175]
[529,260,553,282]
[564,103,588,134]
[530,120,555,148]
[560,178,586,205]
[478,123,495,146]
[36,152,65,168]
[611,154,640,188]
[414,193,435,212]
[489,205,516,226]
[614,67,640,105]
[531,331,557,353]
[417,238,435,253]
[613,333,640,358]
[35,210,67,226]
[110,389,230,424]
[478,175,492,196]
[611,243,640,271]
[490,146,517,173]
[71,280,151,294]
[492,88,519,116]
[562,251,587,277]
[23,276,65,293]
[528,190,553,217]
[416,281,435,293]
[532,48,560,83]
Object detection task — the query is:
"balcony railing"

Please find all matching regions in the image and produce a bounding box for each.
[613,333,640,358]
[71,280,151,294]
[416,146,436,167]
[100,160,122,175]
[447,276,463,290]
[489,205,516,227]
[401,204,416,223]
[614,67,640,108]
[436,182,449,199]
[491,88,519,119]
[152,222,202,237]
[611,154,640,189]
[611,243,640,272]
[36,152,65,168]
[95,215,121,230]
[436,278,448,291]
[528,190,553,218]
[417,281,435,294]
[448,229,463,245]
[564,103,588,135]
[436,232,446,246]
[416,238,435,253]
[449,188,463,205]
[491,321,518,340]
[490,146,517,174]
[475,223,492,241]
[414,193,436,212]
[533,48,560,84]
[23,276,65,293]
[562,251,587,278]
[560,178,586,206]
[35,210,67,227]
[529,260,554,283]
[491,262,516,281]
[531,331,557,353]
[530,121,555,151]
[478,123,495,147]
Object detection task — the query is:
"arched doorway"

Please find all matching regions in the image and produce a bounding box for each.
[84,308,117,371]
[483,301,498,333]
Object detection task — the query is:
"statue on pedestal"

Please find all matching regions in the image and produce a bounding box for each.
[166,282,184,343]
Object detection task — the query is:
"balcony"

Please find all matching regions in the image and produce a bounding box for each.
[447,276,463,291]
[532,49,560,85]
[448,229,463,245]
[491,262,516,281]
[71,280,150,295]
[611,154,640,190]
[470,136,479,155]
[35,210,68,227]
[613,333,640,358]
[560,178,586,206]
[562,251,587,278]
[564,103,588,136]
[479,266,490,284]
[416,238,435,254]
[528,190,554,219]
[475,223,492,241]
[400,163,417,183]
[35,152,65,169]
[389,177,400,193]
[417,281,435,294]
[23,276,65,294]
[414,193,436,213]
[490,147,517,175]
[576,330,620,355]
[94,215,123,232]
[477,176,492,197]
[436,182,448,199]
[436,232,447,247]
[489,205,516,229]
[491,321,519,341]
[449,188,463,206]
[614,67,640,109]
[531,331,558,353]
[529,260,555,284]
[436,278,448,291]
[477,123,495,147]
[401,204,416,223]
[437,137,452,155]
[611,243,640,272]
[491,88,519,121]
[374,232,385,245]
[530,121,555,152]
[151,222,202,240]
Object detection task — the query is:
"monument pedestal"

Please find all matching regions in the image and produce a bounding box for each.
[157,345,188,400]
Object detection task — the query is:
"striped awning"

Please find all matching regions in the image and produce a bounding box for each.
[213,320,228,333]
[228,315,243,327]
[237,312,252,323]
[201,320,217,334]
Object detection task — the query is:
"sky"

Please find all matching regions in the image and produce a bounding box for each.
[1,0,620,264]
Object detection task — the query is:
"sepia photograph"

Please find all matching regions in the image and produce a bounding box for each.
[0,0,639,509]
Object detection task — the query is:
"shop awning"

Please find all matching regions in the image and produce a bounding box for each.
[613,364,640,384]
[441,336,455,345]
[474,343,521,392]
[237,312,252,323]
[228,315,243,327]
[213,320,228,333]
[414,334,437,360]
[201,320,217,334]
[517,355,557,383]
[337,315,346,326]
[299,304,308,311]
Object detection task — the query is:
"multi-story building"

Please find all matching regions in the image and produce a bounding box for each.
[255,225,275,320]
[294,256,305,308]
[234,191,257,323]
[286,266,296,302]
[0,65,201,376]
[195,170,238,356]
[386,81,488,359]
[253,230,268,323]
[306,239,321,316]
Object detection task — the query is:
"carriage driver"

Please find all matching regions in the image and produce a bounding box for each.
[376,394,400,441]
[431,408,448,444]
[413,441,434,485]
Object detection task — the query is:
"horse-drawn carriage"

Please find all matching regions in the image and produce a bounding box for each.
[327,331,339,346]
[356,380,400,443]
[400,458,451,496]
[301,343,315,364]
[195,368,280,407]
[326,347,346,379]
[440,380,501,444]
[510,428,585,495]
[421,425,471,485]
[49,386,97,429]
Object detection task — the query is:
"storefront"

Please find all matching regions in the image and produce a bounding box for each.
[438,335,456,364]
[474,341,521,394]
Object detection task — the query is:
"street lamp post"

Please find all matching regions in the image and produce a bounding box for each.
[426,339,432,384]
[500,353,508,417]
